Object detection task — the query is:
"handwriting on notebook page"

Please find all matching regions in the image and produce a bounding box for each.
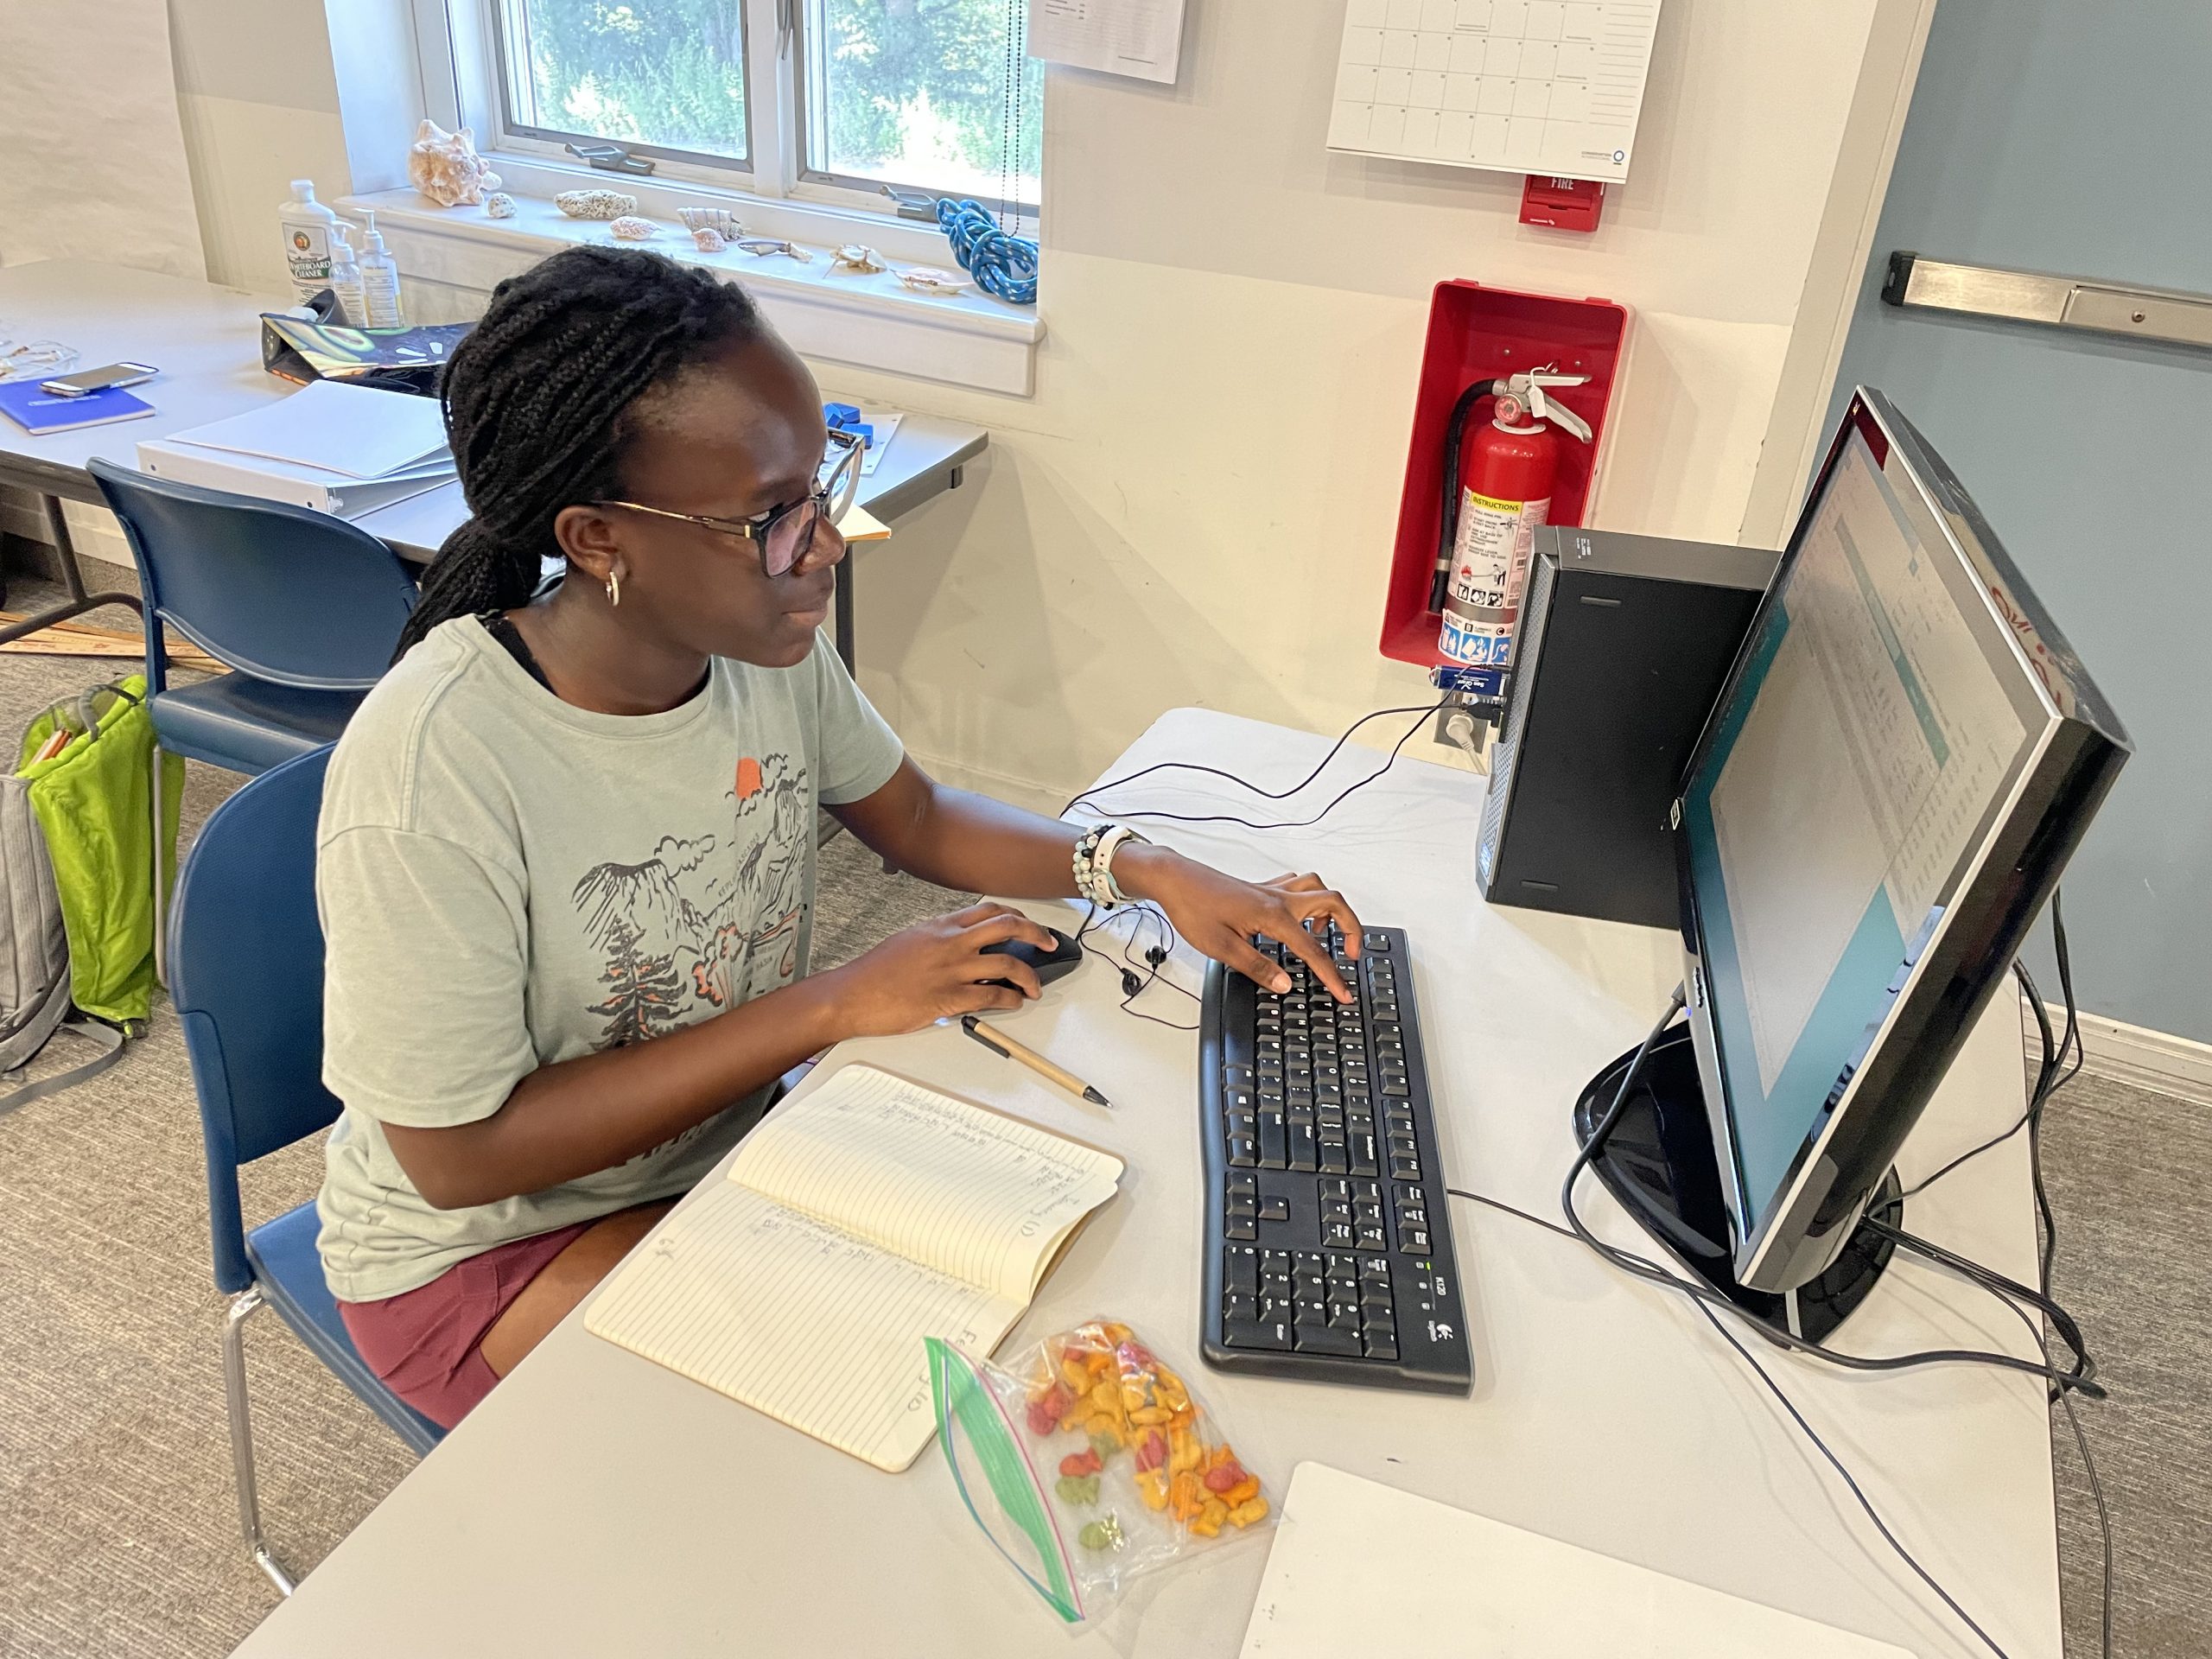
[728,1066,1122,1299]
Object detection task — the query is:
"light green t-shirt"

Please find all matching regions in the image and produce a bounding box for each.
[314,617,905,1303]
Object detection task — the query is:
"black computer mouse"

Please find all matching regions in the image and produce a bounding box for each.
[979,926,1084,990]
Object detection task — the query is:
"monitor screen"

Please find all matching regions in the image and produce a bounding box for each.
[1678,422,2044,1239]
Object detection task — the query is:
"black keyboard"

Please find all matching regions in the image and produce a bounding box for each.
[1198,924,1472,1394]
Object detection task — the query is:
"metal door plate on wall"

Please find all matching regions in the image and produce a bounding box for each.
[1885,252,2212,351]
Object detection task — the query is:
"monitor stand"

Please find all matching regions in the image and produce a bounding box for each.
[1570,1026,1901,1345]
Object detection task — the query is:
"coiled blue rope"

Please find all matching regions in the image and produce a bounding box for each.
[936,198,1039,306]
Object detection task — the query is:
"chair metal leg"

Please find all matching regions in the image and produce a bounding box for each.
[149,742,168,987]
[223,1287,296,1597]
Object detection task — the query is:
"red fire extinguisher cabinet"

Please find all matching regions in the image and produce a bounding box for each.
[1378,282,1630,668]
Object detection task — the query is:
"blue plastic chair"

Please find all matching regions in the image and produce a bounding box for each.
[168,746,442,1596]
[86,458,418,976]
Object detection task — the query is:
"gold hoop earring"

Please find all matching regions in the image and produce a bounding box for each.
[605,570,622,608]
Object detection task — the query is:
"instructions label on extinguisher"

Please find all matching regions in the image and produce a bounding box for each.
[1439,488,1548,667]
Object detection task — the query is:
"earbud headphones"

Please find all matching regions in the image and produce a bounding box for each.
[1077,900,1201,1032]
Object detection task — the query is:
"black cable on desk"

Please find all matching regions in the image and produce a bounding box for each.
[1074,899,1199,1033]
[1546,996,2101,1399]
[1864,1217,2095,1397]
[1446,900,2118,1658]
[1447,1180,2021,1659]
[1872,1219,2114,1658]
[1064,702,1451,832]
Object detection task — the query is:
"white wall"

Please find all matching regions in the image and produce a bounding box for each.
[168,0,353,294]
[156,0,1897,813]
[825,0,1891,808]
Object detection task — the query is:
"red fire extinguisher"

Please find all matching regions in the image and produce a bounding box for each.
[1433,369,1593,676]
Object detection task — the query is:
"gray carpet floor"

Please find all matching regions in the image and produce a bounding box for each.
[0,635,2201,1657]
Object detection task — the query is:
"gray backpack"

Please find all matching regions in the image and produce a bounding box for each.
[0,728,124,1116]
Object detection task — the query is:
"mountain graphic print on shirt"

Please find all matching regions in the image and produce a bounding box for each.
[572,750,813,1049]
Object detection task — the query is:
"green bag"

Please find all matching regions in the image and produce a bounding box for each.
[18,677,183,1027]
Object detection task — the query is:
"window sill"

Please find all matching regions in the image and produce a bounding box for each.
[340,187,1044,397]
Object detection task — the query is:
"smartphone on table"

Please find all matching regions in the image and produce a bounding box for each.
[39,361,160,397]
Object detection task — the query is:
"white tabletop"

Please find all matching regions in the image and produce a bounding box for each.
[0,259,985,558]
[228,708,2059,1659]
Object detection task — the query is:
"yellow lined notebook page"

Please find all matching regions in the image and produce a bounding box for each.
[729,1065,1124,1300]
[583,1065,1122,1471]
[584,1183,1013,1470]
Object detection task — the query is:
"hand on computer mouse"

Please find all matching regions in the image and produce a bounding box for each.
[820,902,1065,1036]
[978,926,1084,990]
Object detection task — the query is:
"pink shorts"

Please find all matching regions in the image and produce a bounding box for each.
[339,1220,594,1430]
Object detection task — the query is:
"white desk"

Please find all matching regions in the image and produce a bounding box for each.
[228,709,2060,1659]
[0,259,987,666]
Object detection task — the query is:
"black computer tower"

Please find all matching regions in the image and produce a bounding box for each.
[1475,527,1777,930]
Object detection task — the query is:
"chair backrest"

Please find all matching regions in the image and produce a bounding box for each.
[169,747,342,1295]
[87,458,418,693]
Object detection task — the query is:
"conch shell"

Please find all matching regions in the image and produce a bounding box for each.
[408,119,496,208]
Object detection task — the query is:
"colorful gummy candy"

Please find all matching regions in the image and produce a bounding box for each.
[1021,1321,1269,1543]
[1056,1472,1101,1506]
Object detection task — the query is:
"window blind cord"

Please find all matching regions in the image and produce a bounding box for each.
[1000,0,1020,229]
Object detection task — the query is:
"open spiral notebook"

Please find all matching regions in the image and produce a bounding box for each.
[585,1065,1122,1471]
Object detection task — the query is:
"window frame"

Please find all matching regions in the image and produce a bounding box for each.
[425,0,1039,226]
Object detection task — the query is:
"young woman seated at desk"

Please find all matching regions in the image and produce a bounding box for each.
[315,246,1365,1429]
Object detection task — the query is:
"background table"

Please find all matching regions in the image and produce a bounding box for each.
[227,707,2062,1659]
[0,259,985,669]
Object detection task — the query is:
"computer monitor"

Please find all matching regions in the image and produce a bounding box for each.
[1663,388,2129,1303]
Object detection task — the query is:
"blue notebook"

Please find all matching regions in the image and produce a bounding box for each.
[0,381,156,436]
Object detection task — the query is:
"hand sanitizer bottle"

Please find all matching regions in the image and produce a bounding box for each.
[277,180,340,301]
[357,212,406,328]
[327,225,366,327]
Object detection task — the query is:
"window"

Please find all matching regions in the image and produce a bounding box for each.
[497,0,752,168]
[454,0,1042,218]
[800,1,1042,210]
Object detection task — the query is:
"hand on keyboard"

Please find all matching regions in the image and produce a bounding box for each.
[1109,846,1364,1001]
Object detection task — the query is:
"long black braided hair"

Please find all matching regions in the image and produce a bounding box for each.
[394,245,769,658]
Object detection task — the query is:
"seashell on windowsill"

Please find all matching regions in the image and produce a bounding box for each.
[408,119,496,207]
[555,188,639,220]
[677,206,744,238]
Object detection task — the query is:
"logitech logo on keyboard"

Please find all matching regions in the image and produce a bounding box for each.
[1428,1319,1457,1345]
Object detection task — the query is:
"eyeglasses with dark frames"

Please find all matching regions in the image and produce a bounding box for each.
[594,428,864,577]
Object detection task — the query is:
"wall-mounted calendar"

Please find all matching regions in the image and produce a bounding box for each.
[1326,0,1663,185]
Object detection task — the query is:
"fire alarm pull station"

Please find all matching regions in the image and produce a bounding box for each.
[1521,176,1605,232]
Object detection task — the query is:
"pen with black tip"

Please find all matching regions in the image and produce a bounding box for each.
[960,1014,1112,1108]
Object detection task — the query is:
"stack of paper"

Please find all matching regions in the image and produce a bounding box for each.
[138,379,453,518]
